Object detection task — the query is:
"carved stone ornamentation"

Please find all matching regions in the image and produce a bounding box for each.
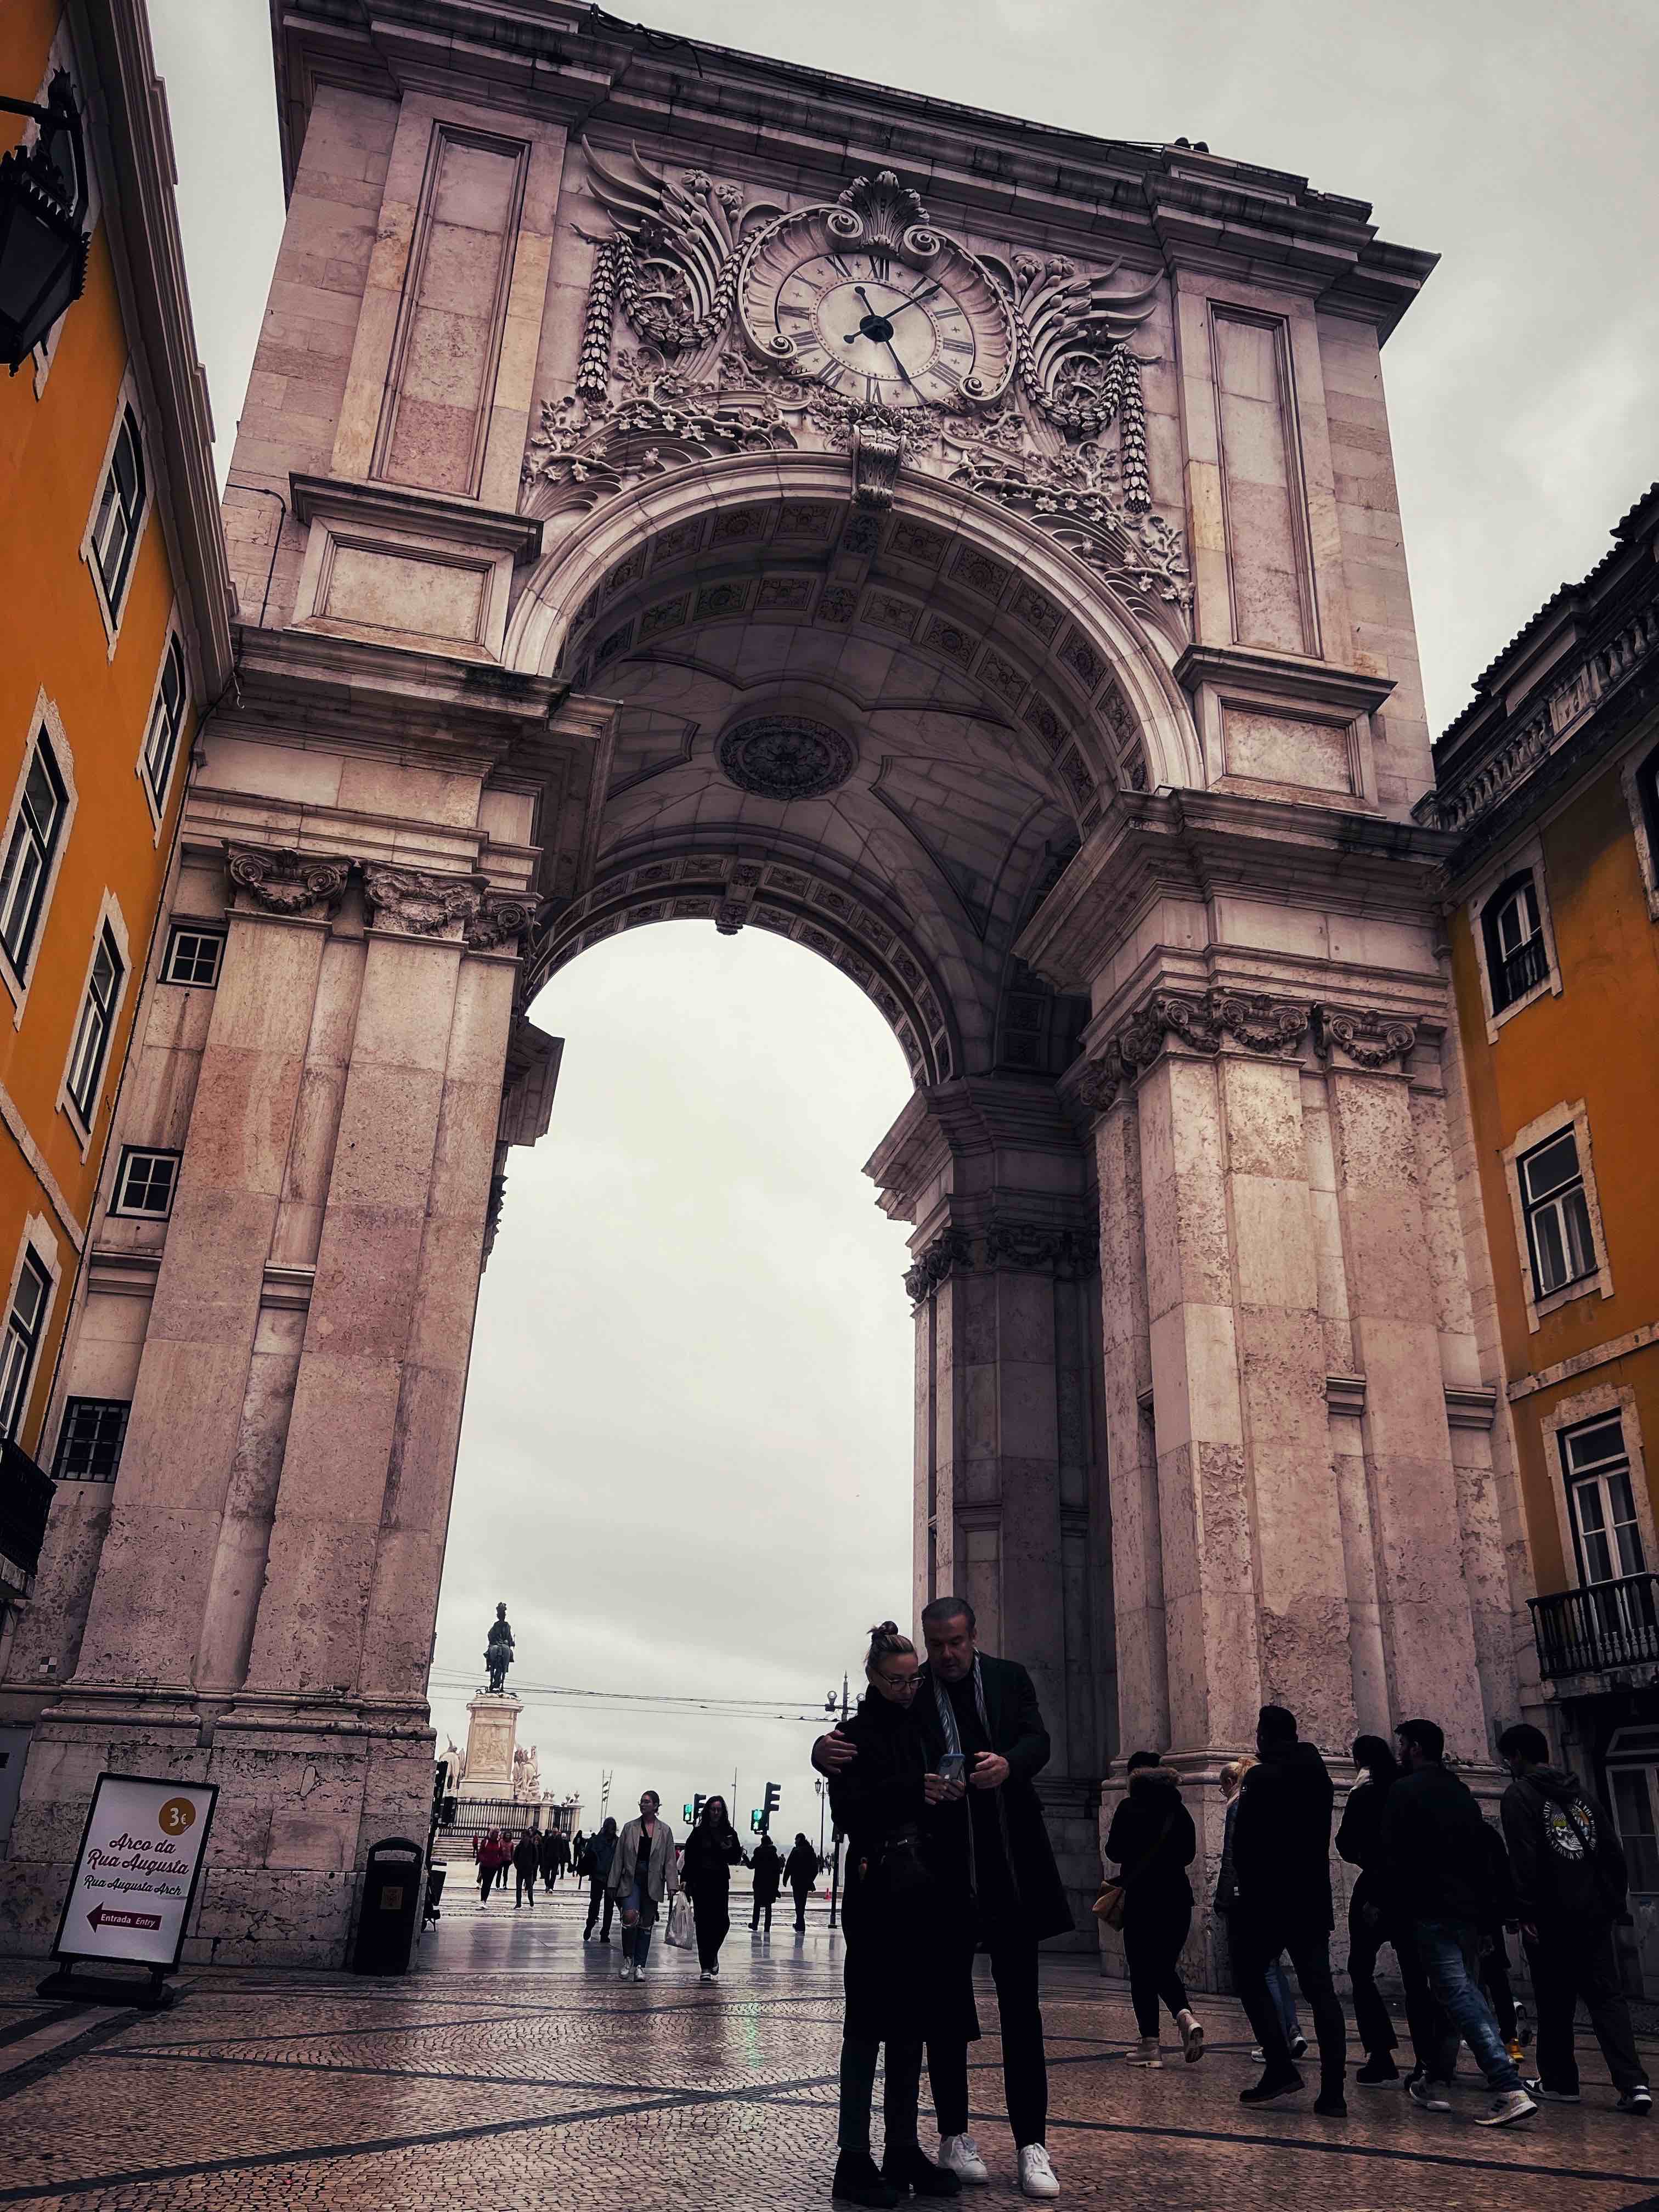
[984,1221,1099,1277]
[1211,990,1310,1055]
[362,865,484,938]
[227,845,351,917]
[902,1225,972,1304]
[1069,1043,1126,1122]
[852,417,904,510]
[465,894,541,951]
[1118,989,1222,1071]
[1313,1004,1419,1070]
[715,715,856,800]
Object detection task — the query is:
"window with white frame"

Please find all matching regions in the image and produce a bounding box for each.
[1518,1127,1597,1298]
[161,922,223,988]
[88,404,145,624]
[1482,870,1550,1013]
[0,1249,51,1441]
[52,1397,129,1482]
[111,1147,179,1218]
[141,636,187,810]
[1609,1749,1659,1897]
[1560,1414,1647,1585]
[0,734,68,977]
[65,922,124,1125]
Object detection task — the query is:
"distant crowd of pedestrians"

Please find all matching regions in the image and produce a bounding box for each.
[470,1822,574,1905]
[1099,1707,1651,2137]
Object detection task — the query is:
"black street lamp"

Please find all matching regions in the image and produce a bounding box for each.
[0,69,91,373]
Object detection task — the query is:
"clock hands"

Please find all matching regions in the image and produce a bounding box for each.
[884,340,917,391]
[881,278,943,324]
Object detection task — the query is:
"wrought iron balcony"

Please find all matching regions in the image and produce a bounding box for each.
[0,1435,54,1589]
[1494,932,1550,1009]
[1530,1573,1659,1680]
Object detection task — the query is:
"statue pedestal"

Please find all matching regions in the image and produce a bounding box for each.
[456,1691,521,1799]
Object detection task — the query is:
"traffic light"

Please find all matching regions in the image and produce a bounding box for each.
[749,1809,761,1833]
[683,1803,693,1822]
[692,1792,707,1828]
[761,1780,780,1833]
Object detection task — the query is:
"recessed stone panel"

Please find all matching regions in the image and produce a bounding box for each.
[1222,706,1354,794]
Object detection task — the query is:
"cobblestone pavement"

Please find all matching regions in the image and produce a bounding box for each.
[2,1888,1655,2209]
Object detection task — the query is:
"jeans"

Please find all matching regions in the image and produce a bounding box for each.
[1231,1916,1346,2091]
[1523,1917,1645,2095]
[515,1868,535,1906]
[585,1874,614,1939]
[929,1921,1047,2149]
[1409,1918,1521,2090]
[1265,1955,1302,2044]
[620,1874,656,1972]
[1123,1897,1192,2039]
[1346,1894,1398,2058]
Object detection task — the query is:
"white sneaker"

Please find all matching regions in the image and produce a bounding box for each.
[938,2134,989,2186]
[699,1969,712,1982]
[617,1959,631,1979]
[633,1963,647,1982]
[709,1961,719,1977]
[1019,2144,1060,2199]
[1177,2011,1204,2064]
[1476,2087,1538,2128]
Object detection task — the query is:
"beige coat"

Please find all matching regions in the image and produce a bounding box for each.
[607,1815,679,1903]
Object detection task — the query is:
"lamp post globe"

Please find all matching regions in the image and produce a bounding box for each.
[0,69,92,373]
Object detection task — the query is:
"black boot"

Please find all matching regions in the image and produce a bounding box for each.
[832,2151,901,2208]
[1240,2067,1304,2104]
[1313,2083,1347,2118]
[881,2143,961,2197]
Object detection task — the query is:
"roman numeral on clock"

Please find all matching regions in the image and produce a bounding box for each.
[941,337,973,354]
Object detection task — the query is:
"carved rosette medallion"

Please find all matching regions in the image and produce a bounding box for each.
[227,846,351,918]
[362,865,484,938]
[715,715,856,801]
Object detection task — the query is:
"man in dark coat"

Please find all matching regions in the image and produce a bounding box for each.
[1227,1703,1347,2113]
[511,1828,540,1909]
[785,1832,820,1930]
[815,1595,1069,2200]
[1498,1722,1650,2113]
[1380,1717,1536,2128]
[750,1831,783,1933]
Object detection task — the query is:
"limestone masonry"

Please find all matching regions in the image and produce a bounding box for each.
[0,1,1532,1977]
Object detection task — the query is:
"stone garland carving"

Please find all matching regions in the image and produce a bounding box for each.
[1312,1005,1418,1069]
[904,1218,1098,1305]
[1069,988,1415,1119]
[227,848,541,949]
[362,865,484,938]
[227,846,353,917]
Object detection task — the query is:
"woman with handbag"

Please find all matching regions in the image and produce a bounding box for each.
[1101,1751,1204,2066]
[607,1790,678,1984]
[681,1795,746,1981]
[827,1622,969,2210]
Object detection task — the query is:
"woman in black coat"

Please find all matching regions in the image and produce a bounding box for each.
[785,1833,821,1930]
[680,1796,746,1981]
[827,1622,970,2210]
[1336,1735,1401,2081]
[1104,1751,1203,2064]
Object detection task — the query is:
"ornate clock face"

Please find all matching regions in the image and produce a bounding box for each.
[738,201,1015,411]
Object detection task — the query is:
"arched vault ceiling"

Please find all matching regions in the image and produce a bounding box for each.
[514,476,1187,1083]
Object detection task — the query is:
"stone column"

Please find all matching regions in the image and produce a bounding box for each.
[1317,1008,1489,1756]
[869,1076,1107,1943]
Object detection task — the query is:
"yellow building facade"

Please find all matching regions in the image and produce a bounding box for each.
[1428,483,1659,1989]
[0,0,229,1640]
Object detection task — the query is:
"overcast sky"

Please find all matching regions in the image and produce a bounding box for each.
[146,0,1657,1837]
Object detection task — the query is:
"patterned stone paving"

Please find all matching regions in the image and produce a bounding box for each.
[1,1889,1655,2209]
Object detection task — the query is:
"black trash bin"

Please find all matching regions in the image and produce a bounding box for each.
[351,1837,424,1976]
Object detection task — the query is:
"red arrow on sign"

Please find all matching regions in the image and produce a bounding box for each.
[87,1904,162,1932]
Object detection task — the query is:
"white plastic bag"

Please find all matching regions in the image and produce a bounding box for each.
[665,1889,696,1948]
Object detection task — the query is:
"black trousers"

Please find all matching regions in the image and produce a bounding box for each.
[1524,1918,1645,2095]
[515,1868,536,1906]
[1122,1896,1191,2040]
[928,1923,1047,2151]
[1479,1931,1516,2042]
[792,1880,812,1928]
[694,1886,731,1971]
[751,1895,774,1931]
[584,1875,614,1938]
[1346,1895,1398,2058]
[1232,1915,1346,2090]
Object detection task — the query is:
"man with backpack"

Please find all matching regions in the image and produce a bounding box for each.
[1498,1723,1651,2115]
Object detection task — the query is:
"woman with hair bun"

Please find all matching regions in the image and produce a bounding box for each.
[826,1621,969,2209]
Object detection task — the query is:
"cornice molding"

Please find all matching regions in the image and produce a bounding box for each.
[902,1214,1099,1305]
[1173,642,1397,719]
[290,474,544,564]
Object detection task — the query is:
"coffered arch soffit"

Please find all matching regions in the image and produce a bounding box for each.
[506,456,1203,802]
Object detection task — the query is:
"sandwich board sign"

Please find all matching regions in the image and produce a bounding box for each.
[50,1772,218,1972]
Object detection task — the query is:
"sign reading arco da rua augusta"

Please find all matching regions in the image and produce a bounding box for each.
[51,1774,219,1969]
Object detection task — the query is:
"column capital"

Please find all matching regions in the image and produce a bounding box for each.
[1064,984,1310,1124]
[902,1212,1099,1306]
[1312,1001,1418,1071]
[227,844,352,918]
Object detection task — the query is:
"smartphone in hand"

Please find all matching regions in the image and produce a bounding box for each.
[936,1752,968,1787]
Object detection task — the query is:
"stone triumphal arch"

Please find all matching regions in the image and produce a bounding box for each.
[0,4,1527,1968]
